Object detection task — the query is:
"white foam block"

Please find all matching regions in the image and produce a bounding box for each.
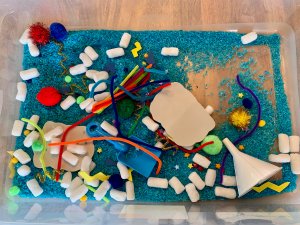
[84,179,99,188]
[241,32,258,45]
[94,92,110,101]
[17,165,31,177]
[221,175,237,187]
[88,82,107,92]
[126,181,135,200]
[70,184,88,203]
[28,39,40,57]
[215,186,236,199]
[19,28,30,44]
[169,176,185,194]
[188,172,205,190]
[26,115,40,130]
[79,53,93,67]
[205,169,216,187]
[290,136,299,153]
[24,203,42,221]
[290,153,300,174]
[62,151,79,166]
[79,98,94,110]
[205,105,214,115]
[61,172,72,188]
[117,162,129,179]
[185,183,199,202]
[13,149,31,164]
[80,156,92,172]
[60,96,76,110]
[278,133,290,153]
[93,71,109,82]
[119,33,131,48]
[67,144,87,155]
[49,138,61,155]
[65,177,83,197]
[94,180,111,201]
[154,141,164,149]
[106,48,125,58]
[192,153,211,168]
[142,116,159,132]
[268,154,290,163]
[110,189,127,202]
[26,179,43,197]
[44,126,63,141]
[70,64,87,76]
[147,177,168,189]
[161,47,179,56]
[84,46,99,61]
[20,68,40,81]
[11,120,25,137]
[16,82,27,102]
[24,131,39,148]
[100,121,118,136]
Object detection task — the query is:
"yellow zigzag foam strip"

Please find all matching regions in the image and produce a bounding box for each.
[131,41,142,58]
[79,171,110,182]
[252,181,290,193]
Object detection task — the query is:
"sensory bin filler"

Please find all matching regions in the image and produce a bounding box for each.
[8,22,300,203]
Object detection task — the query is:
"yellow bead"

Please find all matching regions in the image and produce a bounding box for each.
[23,130,30,136]
[215,163,221,169]
[144,53,149,58]
[11,157,19,164]
[142,61,147,66]
[80,195,87,202]
[259,120,266,127]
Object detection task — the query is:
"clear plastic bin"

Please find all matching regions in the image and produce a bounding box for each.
[0,8,299,225]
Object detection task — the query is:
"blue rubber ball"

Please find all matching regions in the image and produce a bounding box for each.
[108,174,124,189]
[50,22,68,41]
[242,98,253,109]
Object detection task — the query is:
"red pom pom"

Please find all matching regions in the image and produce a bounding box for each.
[37,87,62,106]
[29,22,50,45]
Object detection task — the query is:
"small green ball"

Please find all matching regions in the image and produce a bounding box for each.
[32,140,43,152]
[201,135,223,155]
[76,96,85,104]
[117,98,135,119]
[65,76,72,83]
[9,186,20,197]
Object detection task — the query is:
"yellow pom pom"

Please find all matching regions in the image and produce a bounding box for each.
[80,195,87,202]
[259,120,266,127]
[228,107,251,130]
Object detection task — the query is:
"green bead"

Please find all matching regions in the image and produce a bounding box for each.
[117,98,135,119]
[201,135,223,155]
[76,96,85,104]
[65,76,72,83]
[32,140,43,152]
[9,186,20,196]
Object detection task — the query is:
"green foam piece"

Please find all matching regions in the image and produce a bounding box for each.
[32,140,43,152]
[201,135,222,155]
[9,186,20,197]
[117,98,135,119]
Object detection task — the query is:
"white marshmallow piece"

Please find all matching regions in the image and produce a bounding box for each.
[13,149,31,164]
[67,144,87,155]
[106,48,125,58]
[126,181,135,200]
[17,165,31,177]
[84,179,99,188]
[16,82,27,102]
[11,120,25,137]
[61,172,72,188]
[93,71,109,82]
[221,175,237,186]
[185,183,200,202]
[154,141,164,149]
[19,28,30,44]
[70,184,88,203]
[147,177,168,189]
[205,169,216,187]
[24,203,42,221]
[27,39,40,57]
[85,100,95,113]
[290,153,300,174]
[142,116,159,132]
[79,98,94,110]
[289,136,299,153]
[168,176,185,194]
[110,189,127,202]
[62,151,79,166]
[241,32,258,45]
[80,156,92,172]
[65,177,83,197]
[90,161,96,172]
[268,154,290,163]
[88,82,107,92]
[205,105,214,115]
[85,70,99,79]
[26,115,40,130]
[94,92,110,101]
[100,121,118,136]
[49,138,61,155]
[26,179,43,197]
[215,187,236,199]
[20,68,40,81]
[119,33,131,48]
[188,172,205,190]
[84,46,99,61]
[44,126,63,141]
[161,47,179,56]
[192,153,211,168]
[70,64,87,76]
[94,180,111,201]
[79,53,93,67]
[278,133,290,153]
[24,131,39,148]
[117,162,129,179]
[60,96,76,110]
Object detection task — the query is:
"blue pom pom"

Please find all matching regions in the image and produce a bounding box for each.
[242,98,253,109]
[50,22,68,41]
[108,174,124,189]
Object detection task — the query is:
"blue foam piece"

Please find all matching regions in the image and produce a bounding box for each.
[117,136,162,178]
